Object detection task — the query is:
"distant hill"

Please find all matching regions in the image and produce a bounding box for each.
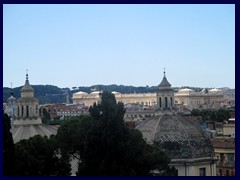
[3,85,67,104]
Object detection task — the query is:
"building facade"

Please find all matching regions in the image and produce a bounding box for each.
[174,88,224,109]
[211,137,235,176]
[72,84,223,110]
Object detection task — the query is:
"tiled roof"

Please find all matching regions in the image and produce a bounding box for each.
[11,124,59,143]
[137,114,215,160]
[154,114,214,159]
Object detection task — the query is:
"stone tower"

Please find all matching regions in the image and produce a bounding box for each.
[157,69,174,110]
[14,72,42,125]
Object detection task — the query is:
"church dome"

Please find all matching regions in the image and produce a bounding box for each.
[154,114,214,160]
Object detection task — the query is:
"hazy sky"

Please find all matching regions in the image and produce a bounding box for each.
[3,4,235,89]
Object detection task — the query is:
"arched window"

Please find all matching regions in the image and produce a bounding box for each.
[165,97,168,108]
[22,105,24,117]
[18,106,19,117]
[159,97,161,108]
[36,105,38,115]
[170,97,173,107]
[26,105,29,117]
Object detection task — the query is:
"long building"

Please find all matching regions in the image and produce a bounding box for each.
[72,80,224,110]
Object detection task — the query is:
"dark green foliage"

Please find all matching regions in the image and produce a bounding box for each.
[48,116,63,125]
[14,135,71,176]
[56,91,175,175]
[56,115,93,155]
[191,108,230,122]
[41,107,51,124]
[3,113,15,175]
[3,85,68,104]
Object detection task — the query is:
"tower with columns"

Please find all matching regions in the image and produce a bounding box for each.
[156,69,174,110]
[14,71,42,125]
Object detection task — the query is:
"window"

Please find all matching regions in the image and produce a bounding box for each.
[226,170,229,176]
[228,153,234,161]
[220,153,224,161]
[199,167,206,176]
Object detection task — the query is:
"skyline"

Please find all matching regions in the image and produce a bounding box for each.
[3,4,235,89]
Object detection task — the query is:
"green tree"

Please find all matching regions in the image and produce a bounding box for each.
[14,135,71,176]
[41,107,51,124]
[3,113,15,175]
[56,91,175,175]
[56,115,93,156]
[216,109,230,122]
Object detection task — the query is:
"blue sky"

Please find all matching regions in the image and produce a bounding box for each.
[3,4,235,89]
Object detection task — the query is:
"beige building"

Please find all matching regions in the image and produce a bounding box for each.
[72,91,157,107]
[223,119,235,137]
[174,88,224,109]
[211,137,235,176]
[72,89,224,110]
[72,80,223,110]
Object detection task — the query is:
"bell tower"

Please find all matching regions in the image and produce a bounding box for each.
[157,69,174,110]
[15,71,42,125]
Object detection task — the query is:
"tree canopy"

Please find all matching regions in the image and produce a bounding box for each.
[3,113,15,175]
[3,91,176,176]
[13,135,71,176]
[56,91,176,175]
[191,108,230,122]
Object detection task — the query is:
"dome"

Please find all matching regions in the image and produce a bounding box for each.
[74,91,88,95]
[154,114,214,159]
[178,88,194,92]
[90,91,100,94]
[209,88,221,92]
[21,80,34,92]
[20,73,34,93]
[112,91,121,95]
[11,124,59,143]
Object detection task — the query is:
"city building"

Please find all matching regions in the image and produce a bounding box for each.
[174,88,224,109]
[211,137,235,176]
[72,82,224,111]
[42,103,88,120]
